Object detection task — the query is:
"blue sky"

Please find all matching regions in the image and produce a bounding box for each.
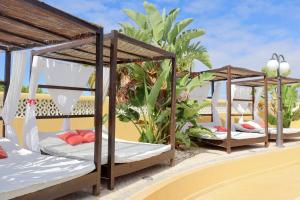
[42,0,300,78]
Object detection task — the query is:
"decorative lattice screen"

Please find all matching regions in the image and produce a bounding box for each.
[0,94,95,118]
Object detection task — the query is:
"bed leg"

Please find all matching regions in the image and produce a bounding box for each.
[265,141,269,148]
[92,184,100,196]
[169,158,175,167]
[226,147,231,154]
[108,177,115,190]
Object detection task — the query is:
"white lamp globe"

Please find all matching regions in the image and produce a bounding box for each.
[279,61,290,75]
[266,59,279,71]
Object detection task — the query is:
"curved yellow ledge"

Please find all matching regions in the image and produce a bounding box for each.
[131,146,300,200]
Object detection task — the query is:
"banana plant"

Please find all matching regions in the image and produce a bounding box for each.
[120,1,211,71]
[115,1,213,148]
[268,84,300,128]
[262,66,300,128]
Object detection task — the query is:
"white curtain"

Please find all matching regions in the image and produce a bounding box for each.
[23,56,45,151]
[103,67,110,101]
[43,59,94,131]
[211,82,222,126]
[232,85,252,123]
[254,87,264,123]
[1,51,27,144]
[189,82,210,104]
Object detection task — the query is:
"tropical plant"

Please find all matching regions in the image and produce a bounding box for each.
[120,1,211,70]
[262,67,300,128]
[114,2,213,148]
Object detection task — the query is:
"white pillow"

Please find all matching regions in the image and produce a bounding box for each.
[234,123,262,133]
[245,121,263,129]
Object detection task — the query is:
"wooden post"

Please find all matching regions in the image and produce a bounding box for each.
[226,66,232,153]
[169,57,176,166]
[211,81,215,122]
[251,86,255,120]
[264,76,269,147]
[93,27,103,196]
[108,30,118,190]
[3,51,11,137]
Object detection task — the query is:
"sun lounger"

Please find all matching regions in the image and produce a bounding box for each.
[38,128,171,164]
[0,138,95,200]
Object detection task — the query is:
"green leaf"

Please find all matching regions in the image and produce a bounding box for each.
[176,131,191,147]
[162,8,180,40]
[147,65,171,114]
[168,18,193,43]
[144,1,164,41]
[123,9,148,29]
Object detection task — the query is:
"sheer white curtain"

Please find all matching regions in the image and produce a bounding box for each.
[189,82,210,104]
[254,87,264,123]
[211,82,222,126]
[1,50,27,144]
[103,67,110,101]
[43,59,94,131]
[23,56,45,151]
[232,85,252,123]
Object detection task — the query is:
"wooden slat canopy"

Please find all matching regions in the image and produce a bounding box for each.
[0,0,101,51]
[32,31,176,65]
[233,76,300,87]
[191,65,265,81]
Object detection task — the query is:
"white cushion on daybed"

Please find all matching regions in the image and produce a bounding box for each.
[233,123,263,133]
[0,138,95,200]
[39,129,171,164]
[199,131,265,140]
[268,128,300,135]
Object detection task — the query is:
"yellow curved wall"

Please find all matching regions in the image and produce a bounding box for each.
[131,146,300,200]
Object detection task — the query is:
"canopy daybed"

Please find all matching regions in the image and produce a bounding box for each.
[234,76,300,142]
[0,0,104,199]
[191,66,269,153]
[29,30,177,190]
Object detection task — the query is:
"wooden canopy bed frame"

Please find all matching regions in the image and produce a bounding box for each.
[31,30,177,190]
[234,76,300,141]
[0,0,105,199]
[191,65,269,153]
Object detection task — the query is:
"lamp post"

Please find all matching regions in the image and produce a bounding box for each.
[266,53,290,147]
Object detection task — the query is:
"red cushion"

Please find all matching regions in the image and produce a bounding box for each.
[214,126,227,132]
[241,123,255,130]
[66,135,84,146]
[76,130,95,143]
[58,132,83,146]
[76,130,95,136]
[82,133,95,143]
[58,132,77,140]
[0,146,7,159]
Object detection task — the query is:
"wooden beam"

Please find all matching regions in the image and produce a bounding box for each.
[24,0,101,32]
[36,114,94,119]
[38,84,95,92]
[169,57,176,166]
[115,32,175,57]
[107,30,118,190]
[0,28,45,45]
[226,66,232,153]
[92,28,103,196]
[32,37,94,56]
[0,14,71,40]
[264,76,269,147]
[2,51,11,137]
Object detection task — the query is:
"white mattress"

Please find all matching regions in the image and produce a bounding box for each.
[200,131,265,140]
[39,129,171,165]
[268,128,300,135]
[0,138,95,200]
